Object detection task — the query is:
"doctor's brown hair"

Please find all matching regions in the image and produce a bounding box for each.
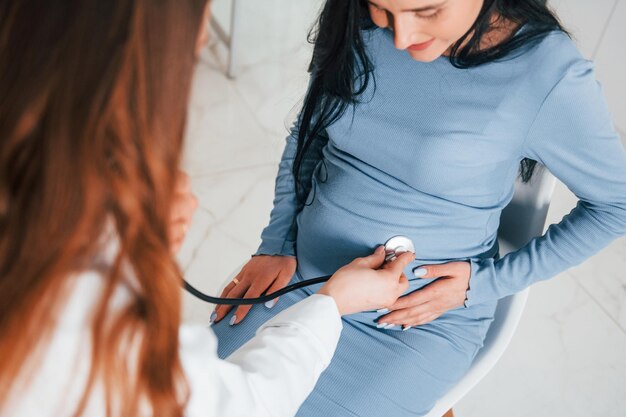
[0,1,207,416]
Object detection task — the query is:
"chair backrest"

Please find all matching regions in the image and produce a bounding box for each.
[476,164,556,359]
[498,164,557,254]
[424,164,556,417]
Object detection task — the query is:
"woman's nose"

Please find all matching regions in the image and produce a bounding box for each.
[392,18,419,50]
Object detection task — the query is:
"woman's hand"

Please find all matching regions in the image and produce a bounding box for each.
[376,261,471,330]
[169,170,198,255]
[212,255,297,325]
[318,246,413,316]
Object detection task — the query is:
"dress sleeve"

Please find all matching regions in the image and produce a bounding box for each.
[465,58,626,307]
[181,294,343,417]
[254,113,328,258]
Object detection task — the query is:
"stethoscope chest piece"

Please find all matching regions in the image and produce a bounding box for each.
[383,235,415,262]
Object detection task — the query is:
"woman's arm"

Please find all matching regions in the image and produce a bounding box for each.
[465,58,626,306]
[255,116,328,258]
[182,294,342,417]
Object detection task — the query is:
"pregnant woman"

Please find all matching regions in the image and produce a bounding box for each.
[211,0,626,415]
[0,1,416,416]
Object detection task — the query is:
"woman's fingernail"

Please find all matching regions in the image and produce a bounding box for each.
[402,326,412,332]
[265,299,276,309]
[384,324,396,329]
[413,267,428,278]
[376,322,388,329]
[229,315,237,326]
[376,308,390,314]
[209,311,217,324]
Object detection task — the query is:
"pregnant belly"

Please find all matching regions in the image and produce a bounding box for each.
[295,202,411,279]
[292,157,502,289]
[294,189,498,287]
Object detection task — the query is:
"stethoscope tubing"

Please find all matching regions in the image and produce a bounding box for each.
[183,236,415,306]
[183,275,332,305]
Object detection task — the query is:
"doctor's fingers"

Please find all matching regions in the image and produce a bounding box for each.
[382,252,416,275]
[170,192,198,223]
[169,219,189,248]
[175,170,192,192]
[351,245,386,269]
[385,272,410,297]
[171,174,197,222]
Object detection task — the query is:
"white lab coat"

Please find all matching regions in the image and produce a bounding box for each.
[4,270,343,417]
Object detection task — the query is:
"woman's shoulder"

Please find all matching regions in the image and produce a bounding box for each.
[532,29,587,64]
[520,29,594,83]
[486,29,596,107]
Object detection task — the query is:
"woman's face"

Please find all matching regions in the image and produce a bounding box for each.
[366,0,484,62]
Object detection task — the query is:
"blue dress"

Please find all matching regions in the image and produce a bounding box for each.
[211,27,626,416]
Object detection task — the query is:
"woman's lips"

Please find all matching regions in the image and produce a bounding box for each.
[408,38,435,51]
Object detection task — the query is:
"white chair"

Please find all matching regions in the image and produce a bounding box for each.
[426,164,556,417]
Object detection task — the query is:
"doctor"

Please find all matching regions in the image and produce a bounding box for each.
[0,1,414,416]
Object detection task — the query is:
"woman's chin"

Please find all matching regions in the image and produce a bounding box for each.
[405,41,452,63]
[406,49,444,63]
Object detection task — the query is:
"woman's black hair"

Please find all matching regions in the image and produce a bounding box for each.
[292,0,569,204]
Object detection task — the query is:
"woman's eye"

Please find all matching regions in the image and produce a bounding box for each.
[416,10,441,20]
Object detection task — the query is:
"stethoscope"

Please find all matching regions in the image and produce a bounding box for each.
[183,236,416,305]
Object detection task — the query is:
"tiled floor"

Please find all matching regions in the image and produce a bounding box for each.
[178,1,626,416]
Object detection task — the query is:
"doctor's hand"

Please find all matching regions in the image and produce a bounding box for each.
[318,247,413,316]
[169,170,198,255]
[375,261,471,330]
[212,255,297,325]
